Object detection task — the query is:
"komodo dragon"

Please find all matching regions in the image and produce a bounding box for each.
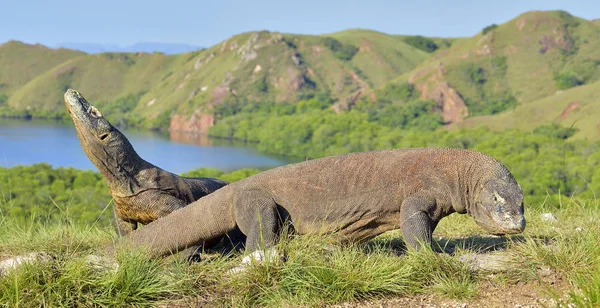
[108,148,526,262]
[64,89,243,259]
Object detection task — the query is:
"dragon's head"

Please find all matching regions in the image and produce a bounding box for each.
[64,89,139,184]
[470,176,526,235]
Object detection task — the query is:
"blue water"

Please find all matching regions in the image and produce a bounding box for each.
[0,119,294,174]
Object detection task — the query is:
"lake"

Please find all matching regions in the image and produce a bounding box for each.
[0,119,296,174]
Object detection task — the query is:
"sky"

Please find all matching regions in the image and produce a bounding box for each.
[1,0,598,47]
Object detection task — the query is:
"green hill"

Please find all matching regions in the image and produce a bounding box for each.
[6,52,181,109]
[0,30,432,129]
[383,10,600,125]
[1,10,599,140]
[132,30,433,121]
[453,78,600,140]
[0,41,83,95]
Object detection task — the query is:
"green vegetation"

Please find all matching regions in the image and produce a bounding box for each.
[181,168,262,183]
[94,92,148,128]
[322,37,358,61]
[354,83,444,130]
[465,95,518,116]
[481,24,498,35]
[554,70,583,90]
[0,164,110,225]
[452,62,518,116]
[404,36,439,53]
[0,165,261,227]
[457,78,600,140]
[533,123,578,139]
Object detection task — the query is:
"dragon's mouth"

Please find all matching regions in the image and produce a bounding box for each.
[64,89,104,119]
[64,89,112,142]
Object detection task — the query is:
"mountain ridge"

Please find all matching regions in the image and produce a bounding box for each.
[53,42,204,54]
[1,10,599,141]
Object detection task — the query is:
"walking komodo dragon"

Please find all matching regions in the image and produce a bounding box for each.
[108,147,526,264]
[64,89,242,260]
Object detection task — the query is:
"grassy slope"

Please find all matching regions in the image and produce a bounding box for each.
[1,30,431,120]
[6,52,182,113]
[327,29,431,87]
[0,41,84,95]
[454,79,600,140]
[388,10,600,112]
[136,30,432,117]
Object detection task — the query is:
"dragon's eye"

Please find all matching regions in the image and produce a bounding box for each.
[89,106,102,118]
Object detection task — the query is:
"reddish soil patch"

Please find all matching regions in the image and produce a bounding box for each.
[169,113,215,134]
[560,102,579,120]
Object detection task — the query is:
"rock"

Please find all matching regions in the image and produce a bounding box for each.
[541,213,559,222]
[0,252,53,277]
[84,254,119,273]
[169,112,215,134]
[575,227,584,232]
[228,247,282,275]
[291,53,300,66]
[0,252,121,278]
[457,253,513,273]
[427,82,469,123]
[237,33,260,62]
[194,52,215,70]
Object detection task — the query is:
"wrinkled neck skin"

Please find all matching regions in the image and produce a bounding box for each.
[71,115,155,197]
[452,152,487,215]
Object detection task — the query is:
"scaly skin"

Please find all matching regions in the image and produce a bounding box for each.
[108,148,526,258]
[64,89,243,259]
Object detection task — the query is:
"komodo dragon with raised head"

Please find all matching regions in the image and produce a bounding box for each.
[64,89,242,259]
[108,148,526,261]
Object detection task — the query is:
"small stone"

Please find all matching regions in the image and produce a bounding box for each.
[541,213,559,222]
[84,254,119,273]
[0,252,53,277]
[228,248,282,275]
[458,253,513,272]
[575,227,584,232]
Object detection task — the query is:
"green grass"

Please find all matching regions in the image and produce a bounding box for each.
[454,78,600,141]
[2,195,599,307]
[0,41,84,96]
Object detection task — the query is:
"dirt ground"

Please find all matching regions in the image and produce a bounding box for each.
[330,276,571,308]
